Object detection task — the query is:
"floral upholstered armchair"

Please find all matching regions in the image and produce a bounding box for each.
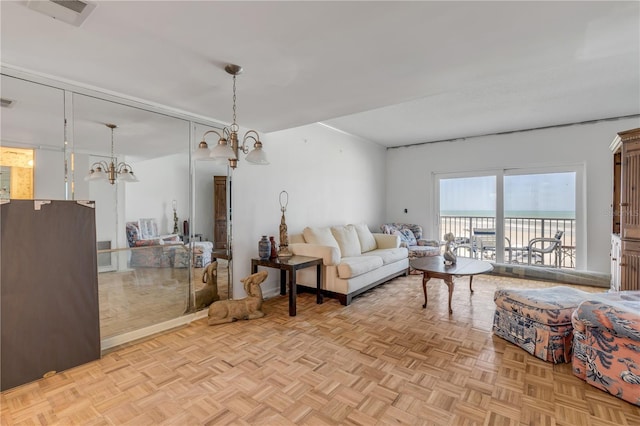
[125,220,187,268]
[380,223,440,258]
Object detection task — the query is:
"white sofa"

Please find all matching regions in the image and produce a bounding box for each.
[289,223,409,305]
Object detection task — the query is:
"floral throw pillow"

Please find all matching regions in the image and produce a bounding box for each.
[393,228,417,247]
[399,228,417,246]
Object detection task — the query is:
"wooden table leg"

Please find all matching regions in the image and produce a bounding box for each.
[280,270,286,296]
[445,276,454,314]
[316,264,323,304]
[289,269,297,316]
[422,272,430,308]
[469,275,474,293]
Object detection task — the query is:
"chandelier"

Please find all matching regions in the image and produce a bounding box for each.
[85,124,138,184]
[194,64,269,168]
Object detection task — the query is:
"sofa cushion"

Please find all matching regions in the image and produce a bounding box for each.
[134,238,161,247]
[303,226,340,249]
[351,223,377,253]
[331,225,361,257]
[337,256,384,279]
[408,245,440,257]
[366,247,408,265]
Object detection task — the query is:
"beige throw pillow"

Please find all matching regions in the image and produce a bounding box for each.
[330,225,362,257]
[351,223,377,253]
[303,226,339,248]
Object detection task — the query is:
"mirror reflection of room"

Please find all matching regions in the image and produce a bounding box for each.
[1,72,231,344]
[72,93,198,339]
[0,147,34,199]
[192,122,232,306]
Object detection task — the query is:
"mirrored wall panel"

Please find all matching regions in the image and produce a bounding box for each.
[0,75,65,200]
[72,93,195,338]
[192,122,232,305]
[1,71,231,344]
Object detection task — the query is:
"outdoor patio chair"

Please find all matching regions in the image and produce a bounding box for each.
[455,228,512,262]
[514,231,564,268]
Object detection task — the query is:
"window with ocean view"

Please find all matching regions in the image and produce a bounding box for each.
[438,170,577,268]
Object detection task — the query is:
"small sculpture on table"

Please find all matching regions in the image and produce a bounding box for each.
[172,200,179,234]
[277,190,292,259]
[443,232,457,265]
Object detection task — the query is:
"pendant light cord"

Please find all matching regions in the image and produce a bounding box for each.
[232,74,238,130]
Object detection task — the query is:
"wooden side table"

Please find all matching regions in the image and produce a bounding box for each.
[251,255,323,316]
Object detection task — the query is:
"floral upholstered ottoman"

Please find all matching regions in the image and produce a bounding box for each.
[572,291,640,406]
[493,286,590,363]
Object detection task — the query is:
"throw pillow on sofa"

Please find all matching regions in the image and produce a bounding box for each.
[350,223,377,253]
[330,225,362,257]
[303,226,340,249]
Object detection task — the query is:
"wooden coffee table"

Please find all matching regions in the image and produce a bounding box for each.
[410,256,493,314]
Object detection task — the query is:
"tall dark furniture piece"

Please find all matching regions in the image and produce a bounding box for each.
[1,200,101,391]
[213,175,228,250]
[610,128,640,291]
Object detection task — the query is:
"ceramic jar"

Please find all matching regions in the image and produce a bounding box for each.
[258,235,271,260]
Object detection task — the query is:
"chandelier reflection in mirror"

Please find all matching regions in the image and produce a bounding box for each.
[85,123,138,184]
[194,64,269,168]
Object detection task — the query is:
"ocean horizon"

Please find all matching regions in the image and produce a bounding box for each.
[441,210,575,219]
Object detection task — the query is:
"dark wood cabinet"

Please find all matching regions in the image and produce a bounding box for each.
[213,175,228,249]
[620,239,640,291]
[611,127,640,291]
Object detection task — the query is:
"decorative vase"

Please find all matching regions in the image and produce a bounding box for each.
[258,235,271,260]
[269,236,278,259]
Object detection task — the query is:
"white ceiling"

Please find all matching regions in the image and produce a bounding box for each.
[1,1,639,148]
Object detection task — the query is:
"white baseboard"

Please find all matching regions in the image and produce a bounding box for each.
[101,311,204,352]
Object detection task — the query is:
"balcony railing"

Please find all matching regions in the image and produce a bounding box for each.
[440,215,576,268]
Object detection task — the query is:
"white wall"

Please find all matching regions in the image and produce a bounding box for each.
[126,153,190,235]
[231,123,387,297]
[385,117,640,274]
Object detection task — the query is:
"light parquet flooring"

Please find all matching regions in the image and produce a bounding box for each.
[2,274,639,425]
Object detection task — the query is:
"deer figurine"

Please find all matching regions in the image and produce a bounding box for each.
[195,261,220,309]
[207,270,268,325]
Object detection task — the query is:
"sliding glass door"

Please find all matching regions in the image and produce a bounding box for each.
[438,167,579,268]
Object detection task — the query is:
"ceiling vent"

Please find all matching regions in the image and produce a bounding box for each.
[24,0,96,27]
[0,98,16,108]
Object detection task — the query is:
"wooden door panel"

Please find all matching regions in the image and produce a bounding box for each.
[620,239,640,291]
